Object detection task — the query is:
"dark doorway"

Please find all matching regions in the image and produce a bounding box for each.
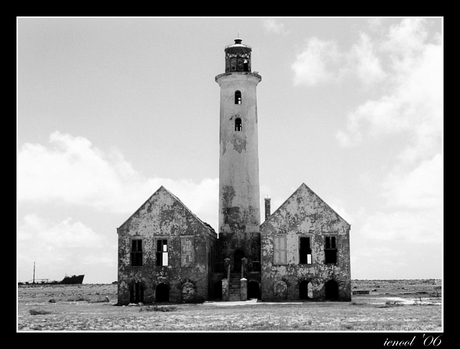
[325,280,339,300]
[156,283,169,302]
[213,281,223,300]
[299,280,312,300]
[248,281,260,299]
[129,281,144,303]
[234,249,245,272]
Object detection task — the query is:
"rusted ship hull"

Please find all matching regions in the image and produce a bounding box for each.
[60,275,84,284]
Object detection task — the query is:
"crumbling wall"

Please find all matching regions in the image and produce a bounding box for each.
[260,183,351,301]
[117,186,217,305]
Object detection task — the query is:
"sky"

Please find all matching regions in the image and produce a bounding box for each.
[17,17,443,284]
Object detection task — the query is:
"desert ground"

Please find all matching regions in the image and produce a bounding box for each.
[17,279,442,331]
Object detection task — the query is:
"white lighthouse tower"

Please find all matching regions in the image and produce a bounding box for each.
[215,38,262,272]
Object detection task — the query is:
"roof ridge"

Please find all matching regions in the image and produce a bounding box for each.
[261,182,350,228]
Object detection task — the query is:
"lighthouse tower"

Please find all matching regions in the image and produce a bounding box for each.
[215,38,262,272]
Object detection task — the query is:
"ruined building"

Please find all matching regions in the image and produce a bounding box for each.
[117,38,351,305]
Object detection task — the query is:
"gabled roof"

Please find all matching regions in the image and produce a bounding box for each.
[261,182,350,230]
[118,186,216,236]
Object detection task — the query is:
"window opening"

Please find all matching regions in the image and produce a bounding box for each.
[299,237,312,264]
[156,239,168,266]
[325,236,337,264]
[131,239,143,266]
[230,57,236,71]
[243,59,249,72]
[181,237,194,267]
[235,117,242,131]
[129,281,144,303]
[273,236,287,265]
[235,90,242,104]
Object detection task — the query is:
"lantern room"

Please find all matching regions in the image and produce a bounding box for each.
[224,38,252,73]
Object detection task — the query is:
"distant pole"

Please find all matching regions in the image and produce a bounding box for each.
[33,262,35,284]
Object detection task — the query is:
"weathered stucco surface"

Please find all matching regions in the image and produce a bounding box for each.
[260,183,351,301]
[216,72,262,269]
[117,186,217,305]
[117,39,352,305]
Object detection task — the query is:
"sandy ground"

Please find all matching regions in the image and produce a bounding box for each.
[17,280,442,332]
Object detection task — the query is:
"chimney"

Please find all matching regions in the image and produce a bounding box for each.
[264,196,271,220]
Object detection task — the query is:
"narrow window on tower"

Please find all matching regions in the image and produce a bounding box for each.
[235,117,242,131]
[156,239,169,266]
[131,239,143,267]
[235,90,242,104]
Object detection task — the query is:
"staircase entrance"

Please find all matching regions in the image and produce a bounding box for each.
[234,250,244,272]
[229,273,243,301]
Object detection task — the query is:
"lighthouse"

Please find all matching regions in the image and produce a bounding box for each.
[215,38,262,272]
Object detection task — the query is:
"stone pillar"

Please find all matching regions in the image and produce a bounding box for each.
[241,257,247,279]
[222,278,229,301]
[222,258,231,301]
[240,278,247,301]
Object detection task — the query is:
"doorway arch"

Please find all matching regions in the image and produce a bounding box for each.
[325,280,339,300]
[248,281,260,300]
[129,281,144,303]
[299,280,313,300]
[234,249,245,272]
[156,283,169,302]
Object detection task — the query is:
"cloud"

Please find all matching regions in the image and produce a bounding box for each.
[383,154,443,210]
[262,19,289,35]
[359,208,442,244]
[17,214,114,282]
[356,153,442,247]
[19,213,103,249]
[381,18,429,58]
[17,131,220,282]
[18,131,219,223]
[291,32,386,87]
[291,37,341,86]
[336,18,442,160]
[350,32,387,86]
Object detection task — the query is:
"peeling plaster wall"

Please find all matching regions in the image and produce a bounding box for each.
[217,73,261,265]
[117,186,217,305]
[260,183,351,301]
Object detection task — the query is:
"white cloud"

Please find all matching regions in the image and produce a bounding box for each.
[291,31,386,87]
[331,20,443,278]
[357,153,442,247]
[262,19,289,35]
[383,154,443,210]
[17,131,220,282]
[291,37,341,86]
[336,18,443,162]
[17,214,114,282]
[359,208,442,244]
[19,213,103,249]
[381,18,429,58]
[351,32,387,86]
[18,131,219,223]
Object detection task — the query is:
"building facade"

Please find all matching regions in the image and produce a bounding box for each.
[117,186,217,304]
[260,183,351,301]
[117,38,351,304]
